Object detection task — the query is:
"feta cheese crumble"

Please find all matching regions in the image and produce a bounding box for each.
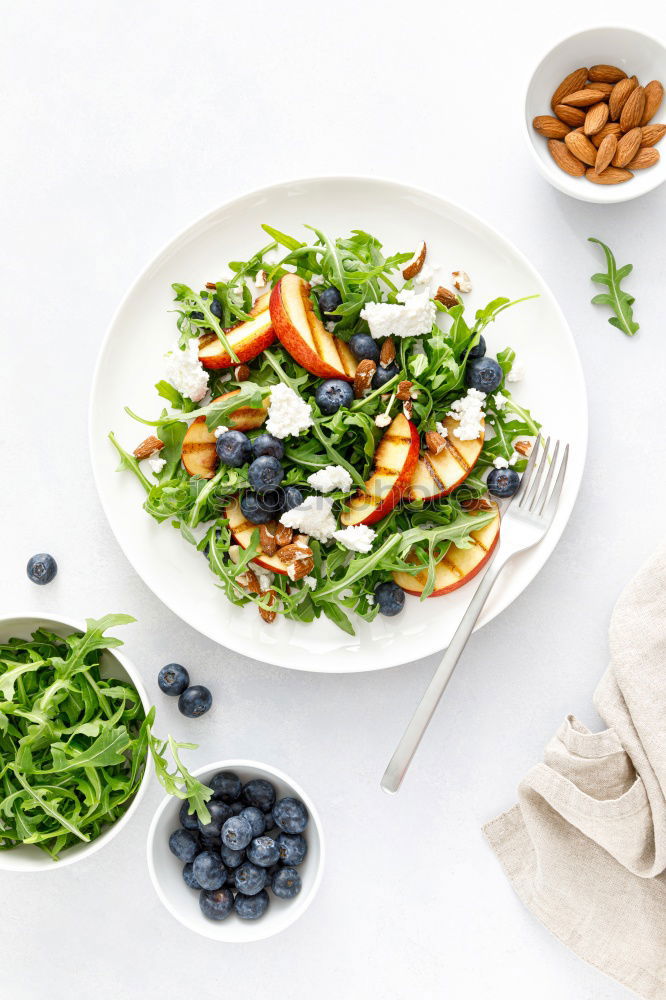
[214,425,229,438]
[309,273,325,286]
[303,575,317,590]
[307,465,353,493]
[360,289,436,340]
[265,383,313,439]
[333,525,376,554]
[507,360,526,382]
[493,456,509,469]
[148,456,166,473]
[447,388,486,441]
[325,320,336,333]
[252,565,274,593]
[435,421,448,438]
[375,413,392,428]
[452,270,472,293]
[493,393,508,410]
[280,496,336,542]
[164,339,209,402]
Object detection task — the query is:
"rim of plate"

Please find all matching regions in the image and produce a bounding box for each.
[89,174,587,672]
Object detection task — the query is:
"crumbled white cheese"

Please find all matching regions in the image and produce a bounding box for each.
[280,496,336,542]
[333,525,376,554]
[507,360,526,382]
[360,289,436,340]
[413,264,434,287]
[264,249,280,266]
[494,393,508,410]
[375,413,392,428]
[435,421,448,438]
[148,456,166,473]
[325,320,336,333]
[265,383,314,439]
[447,388,486,441]
[493,456,509,469]
[164,339,209,402]
[307,465,353,493]
[214,425,229,438]
[303,575,317,590]
[452,270,472,293]
[339,588,353,600]
[309,273,325,287]
[367,595,375,606]
[252,565,274,592]
[254,269,268,289]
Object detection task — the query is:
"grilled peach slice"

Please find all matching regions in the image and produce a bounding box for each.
[181,391,268,479]
[393,504,500,597]
[339,413,419,527]
[406,415,485,501]
[198,293,275,370]
[225,498,288,575]
[269,274,357,380]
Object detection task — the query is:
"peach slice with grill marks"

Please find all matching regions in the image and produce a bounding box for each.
[181,391,269,479]
[225,498,288,575]
[198,293,275,370]
[393,503,500,597]
[406,415,485,501]
[269,274,357,380]
[339,412,419,527]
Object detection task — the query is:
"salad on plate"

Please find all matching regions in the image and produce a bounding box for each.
[110,225,540,636]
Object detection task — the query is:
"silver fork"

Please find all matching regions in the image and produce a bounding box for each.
[380,437,569,794]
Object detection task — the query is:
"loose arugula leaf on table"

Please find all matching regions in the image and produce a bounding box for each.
[588,237,639,336]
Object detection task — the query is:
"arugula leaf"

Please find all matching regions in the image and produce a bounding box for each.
[589,237,639,336]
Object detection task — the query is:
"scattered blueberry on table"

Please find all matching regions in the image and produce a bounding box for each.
[178,684,213,718]
[170,771,308,921]
[158,663,190,696]
[26,553,57,585]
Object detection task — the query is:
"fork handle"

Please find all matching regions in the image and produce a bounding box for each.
[380,546,507,794]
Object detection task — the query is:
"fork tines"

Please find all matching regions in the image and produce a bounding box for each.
[516,436,569,518]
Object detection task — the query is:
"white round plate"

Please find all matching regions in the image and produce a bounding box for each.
[90,176,587,672]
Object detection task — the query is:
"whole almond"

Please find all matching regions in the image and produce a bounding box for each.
[612,127,642,167]
[592,122,622,147]
[548,139,586,176]
[561,88,608,107]
[564,130,598,166]
[641,80,665,125]
[550,67,589,110]
[353,358,376,398]
[287,556,315,582]
[379,337,396,367]
[274,523,293,547]
[133,435,164,460]
[425,431,447,456]
[595,133,618,173]
[553,103,586,127]
[533,115,571,139]
[583,102,609,136]
[627,147,660,169]
[585,166,633,185]
[609,76,638,120]
[620,86,646,131]
[402,241,426,280]
[641,123,666,146]
[258,590,277,623]
[259,522,278,557]
[586,81,614,97]
[277,542,314,565]
[588,64,627,83]
[434,286,459,308]
[396,380,413,401]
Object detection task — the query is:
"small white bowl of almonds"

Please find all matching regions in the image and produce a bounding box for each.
[525,26,666,202]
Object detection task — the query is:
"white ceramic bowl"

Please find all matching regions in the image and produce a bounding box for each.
[147,759,324,942]
[525,26,666,202]
[0,612,152,872]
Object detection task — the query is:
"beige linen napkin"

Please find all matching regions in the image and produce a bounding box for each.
[484,542,666,999]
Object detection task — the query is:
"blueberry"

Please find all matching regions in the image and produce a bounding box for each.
[179,800,199,831]
[182,862,202,889]
[234,889,269,920]
[229,801,244,816]
[221,815,253,850]
[26,553,57,585]
[465,357,503,393]
[487,467,521,498]
[240,491,277,525]
[263,809,275,831]
[252,434,284,461]
[276,832,308,866]
[349,332,380,363]
[242,779,276,812]
[374,580,405,617]
[247,836,280,867]
[197,800,233,838]
[241,807,266,838]
[178,685,212,718]
[209,770,242,803]
[199,887,234,921]
[192,850,227,890]
[314,379,354,416]
[280,486,303,513]
[215,430,252,467]
[318,286,342,319]
[234,861,267,896]
[273,797,309,835]
[248,456,284,492]
[201,836,222,853]
[220,844,245,868]
[169,828,200,862]
[190,310,204,321]
[272,867,302,900]
[158,663,189,696]
[371,361,399,390]
[468,334,486,359]
[210,298,223,319]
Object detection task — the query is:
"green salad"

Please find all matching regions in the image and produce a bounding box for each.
[110,225,540,635]
[0,616,211,859]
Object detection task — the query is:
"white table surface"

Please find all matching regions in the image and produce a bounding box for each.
[2,2,664,997]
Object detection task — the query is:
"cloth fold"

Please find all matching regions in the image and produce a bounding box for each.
[484,542,666,999]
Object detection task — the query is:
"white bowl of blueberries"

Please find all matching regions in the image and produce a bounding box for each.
[147,759,324,941]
